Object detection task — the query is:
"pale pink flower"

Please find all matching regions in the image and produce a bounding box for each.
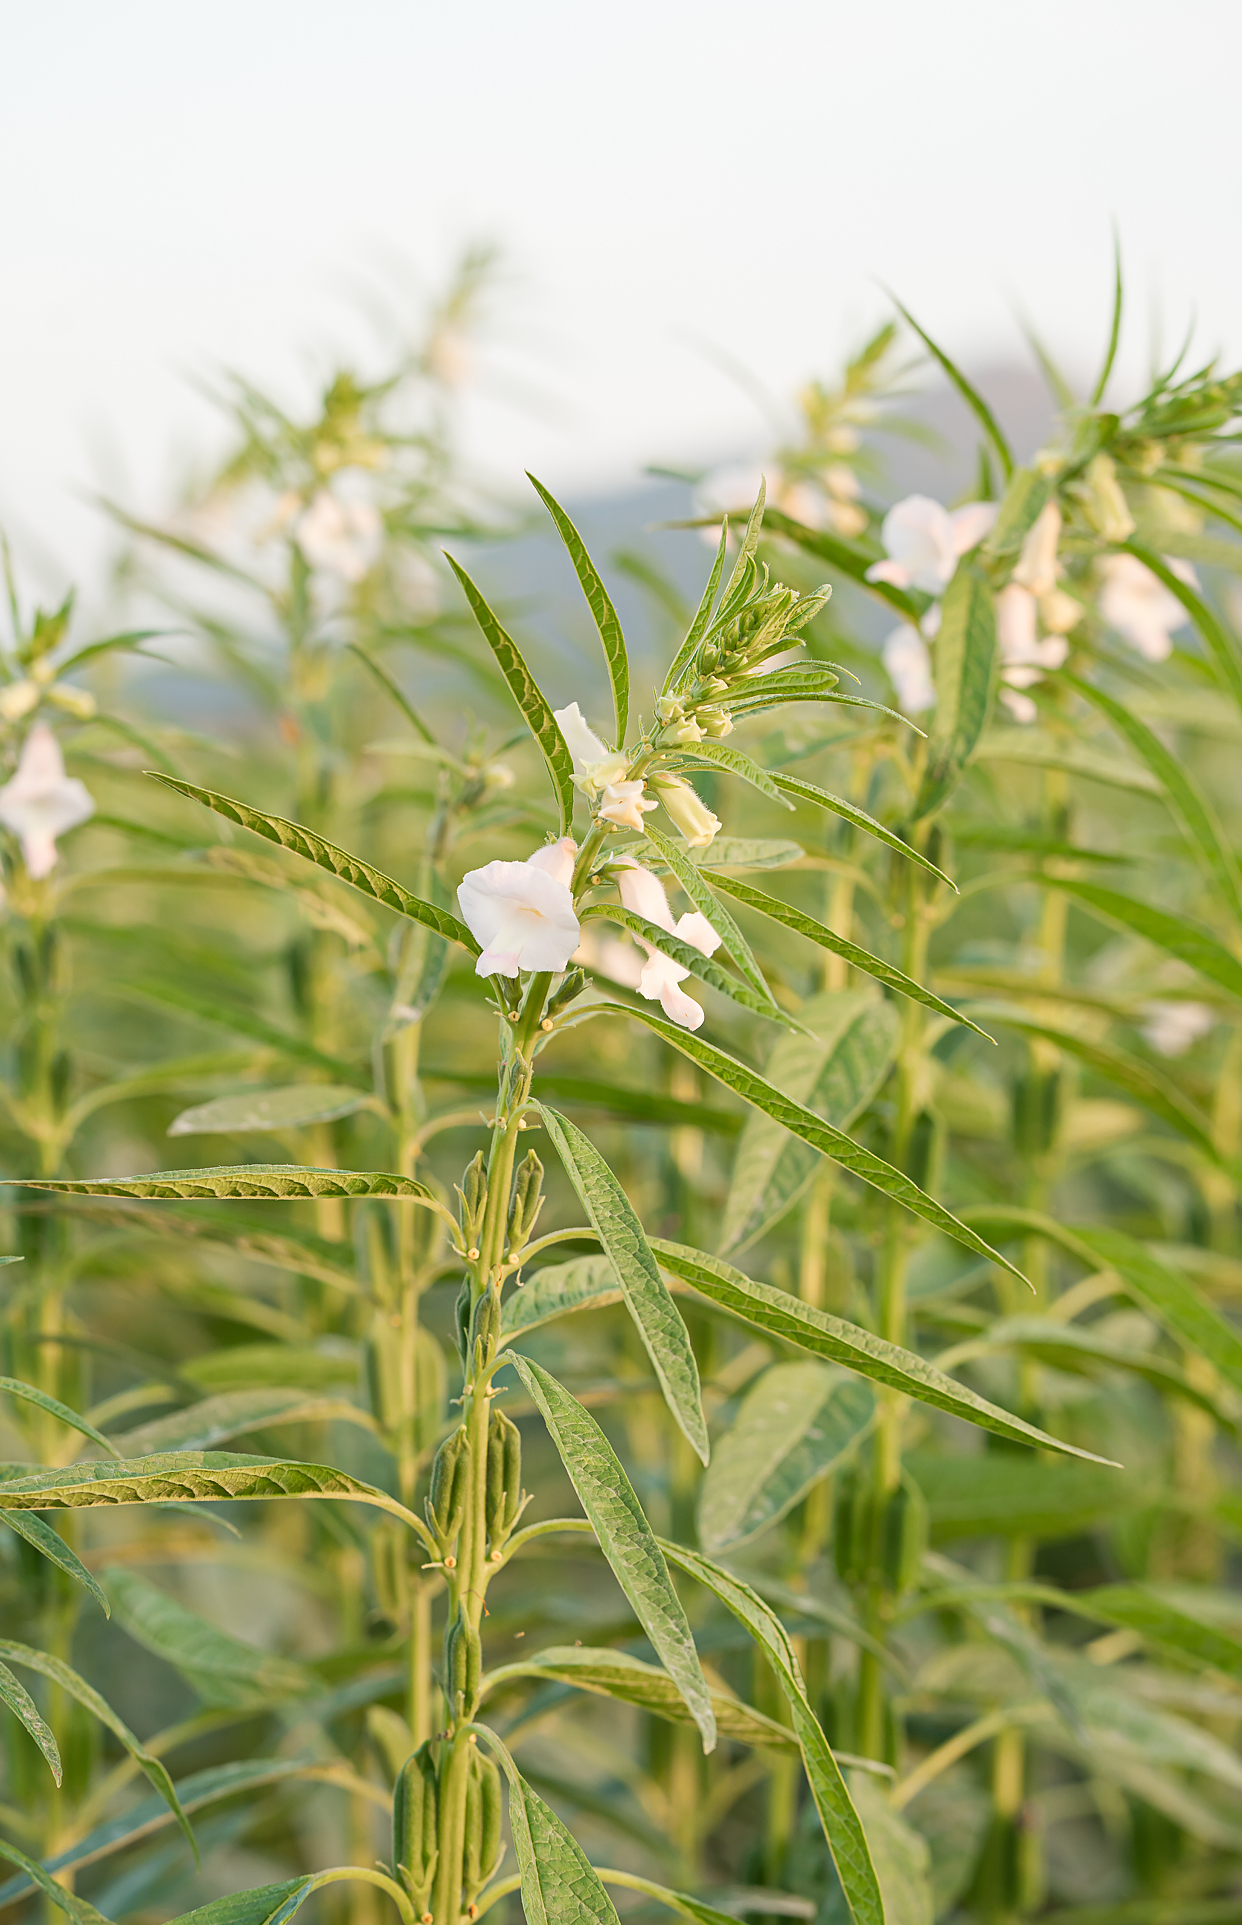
[296,491,383,583]
[552,703,628,795]
[457,838,580,978]
[1098,554,1198,663]
[0,723,94,879]
[881,624,935,714]
[866,496,999,595]
[1141,1001,1214,1057]
[597,779,656,832]
[1012,501,1062,599]
[615,861,721,1031]
[650,775,722,850]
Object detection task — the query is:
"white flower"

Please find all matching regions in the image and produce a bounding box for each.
[866,496,999,594]
[881,624,935,714]
[457,837,580,978]
[615,861,721,1031]
[999,687,1038,725]
[649,774,722,850]
[1012,501,1062,599]
[597,779,656,832]
[296,491,383,583]
[1098,554,1198,663]
[0,723,95,879]
[572,925,645,990]
[995,584,1069,721]
[1141,1000,1214,1057]
[552,703,628,796]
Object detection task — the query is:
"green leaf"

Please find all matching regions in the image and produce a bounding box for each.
[698,1362,874,1551]
[594,1873,753,1925]
[528,475,629,747]
[481,1727,621,1925]
[168,1086,372,1136]
[1078,1227,1242,1400]
[0,1637,196,1859]
[145,773,481,950]
[507,1353,716,1751]
[1077,1584,1242,1684]
[118,977,357,1080]
[907,1452,1131,1540]
[978,467,1051,569]
[653,835,805,873]
[665,522,729,693]
[0,1512,111,1616]
[849,1772,934,1925]
[977,1317,1234,1425]
[758,505,922,622]
[162,1883,309,1925]
[1121,539,1242,712]
[0,1376,118,1457]
[486,1645,796,1751]
[1040,875,1242,1000]
[1090,233,1124,405]
[588,1002,1028,1280]
[913,563,997,820]
[113,1387,376,1455]
[718,479,768,610]
[537,1106,709,1462]
[580,904,793,1028]
[679,740,794,808]
[1066,673,1242,926]
[721,992,899,1253]
[500,1254,615,1338]
[444,552,576,832]
[0,1839,111,1924]
[0,1658,61,1783]
[652,1241,1116,1463]
[105,1567,312,1706]
[891,297,1014,480]
[768,770,955,888]
[7,1164,439,1201]
[707,873,991,1039]
[658,1542,883,1925]
[974,729,1160,795]
[641,822,777,1011]
[345,641,436,743]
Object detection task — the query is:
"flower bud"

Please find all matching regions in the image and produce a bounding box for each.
[544,967,587,1020]
[445,1601,482,1717]
[0,681,40,722]
[649,775,722,850]
[507,1150,545,1249]
[1080,454,1135,542]
[485,1407,524,1545]
[46,684,96,720]
[426,1426,471,1549]
[654,694,685,724]
[393,1741,440,1905]
[695,707,733,738]
[464,1750,504,1899]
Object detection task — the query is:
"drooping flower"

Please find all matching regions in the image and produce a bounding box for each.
[552,703,629,796]
[1141,1000,1214,1058]
[649,774,722,850]
[571,925,645,990]
[597,779,657,832]
[615,861,721,1031]
[1097,554,1198,662]
[296,491,383,583]
[457,837,580,978]
[0,722,95,879]
[881,624,936,714]
[866,496,999,595]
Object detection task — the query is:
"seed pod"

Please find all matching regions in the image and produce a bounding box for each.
[882,1475,928,1597]
[469,1284,502,1373]
[393,1740,439,1903]
[485,1408,523,1543]
[507,1150,545,1248]
[455,1150,489,1248]
[833,1463,869,1589]
[444,1601,482,1716]
[426,1427,470,1548]
[454,1277,472,1374]
[464,1749,504,1898]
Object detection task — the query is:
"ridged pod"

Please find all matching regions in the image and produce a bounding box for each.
[485,1407,523,1545]
[393,1740,439,1907]
[426,1427,471,1549]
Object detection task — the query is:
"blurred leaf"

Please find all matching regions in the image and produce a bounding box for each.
[698,1362,874,1551]
[116,978,357,1079]
[768,771,954,887]
[891,298,1013,480]
[113,1387,376,1454]
[0,1840,111,1923]
[539,1106,708,1462]
[979,468,1051,569]
[10,1164,437,1202]
[345,641,435,743]
[913,564,997,820]
[978,1316,1237,1424]
[1122,539,1242,712]
[489,1645,795,1751]
[507,1354,716,1751]
[0,1376,118,1457]
[974,730,1159,794]
[168,1085,372,1136]
[849,1772,934,1925]
[163,1884,309,1925]
[1042,875,1242,999]
[529,475,629,747]
[757,506,920,621]
[105,1567,312,1706]
[444,553,576,833]
[907,1453,1143,1540]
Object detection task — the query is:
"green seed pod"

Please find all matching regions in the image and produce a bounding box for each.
[426,1427,470,1548]
[444,1601,482,1716]
[393,1740,439,1903]
[507,1149,545,1248]
[469,1283,502,1373]
[454,1277,472,1374]
[882,1474,928,1596]
[833,1463,869,1590]
[455,1150,489,1248]
[464,1749,504,1898]
[485,1407,523,1544]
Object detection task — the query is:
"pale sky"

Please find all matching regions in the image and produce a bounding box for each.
[3,0,1239,586]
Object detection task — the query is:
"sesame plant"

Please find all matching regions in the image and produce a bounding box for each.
[0,264,1241,1925]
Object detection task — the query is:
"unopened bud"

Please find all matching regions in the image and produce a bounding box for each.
[544,968,587,1020]
[469,1284,502,1373]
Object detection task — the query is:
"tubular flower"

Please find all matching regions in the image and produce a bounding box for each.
[1097,553,1197,662]
[866,496,998,595]
[881,624,936,714]
[552,703,628,796]
[457,837,580,978]
[615,861,721,1031]
[597,779,656,832]
[650,774,722,850]
[296,491,383,582]
[995,583,1069,724]
[0,722,95,879]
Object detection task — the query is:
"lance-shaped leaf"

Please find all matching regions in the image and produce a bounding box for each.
[538,1106,709,1462]
[718,479,767,609]
[848,1773,934,1925]
[1039,875,1242,1001]
[652,835,805,873]
[484,1645,796,1751]
[679,740,794,808]
[587,1002,1028,1280]
[345,640,436,743]
[769,770,955,888]
[658,1541,883,1925]
[722,993,899,1253]
[758,504,921,621]
[0,1839,111,1924]
[105,1567,313,1706]
[979,466,1051,569]
[1074,1584,1242,1683]
[1122,537,1242,712]
[113,1387,377,1455]
[168,1085,372,1136]
[528,475,629,747]
[500,1254,615,1339]
[0,1638,195,1857]
[708,873,991,1039]
[595,1873,759,1925]
[699,1362,875,1551]
[0,1659,61,1784]
[642,822,777,1012]
[1,1513,111,1616]
[651,1241,1116,1463]
[1066,672,1242,926]
[976,1316,1236,1425]
[664,522,728,693]
[891,296,1013,480]
[164,1883,310,1925]
[145,773,481,950]
[580,904,794,1029]
[444,552,575,832]
[480,1726,621,1925]
[913,562,997,820]
[507,1354,716,1750]
[6,1164,439,1202]
[119,978,357,1080]
[0,1376,118,1457]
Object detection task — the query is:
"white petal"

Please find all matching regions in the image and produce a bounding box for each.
[552,702,610,777]
[877,495,958,594]
[881,625,935,715]
[615,860,676,933]
[456,858,580,977]
[526,837,578,887]
[996,584,1039,665]
[948,500,1000,556]
[673,910,721,958]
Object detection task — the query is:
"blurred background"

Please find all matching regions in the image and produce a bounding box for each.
[4,0,1240,584]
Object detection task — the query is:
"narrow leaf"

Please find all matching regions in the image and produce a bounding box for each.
[7,1164,438,1202]
[444,552,576,832]
[641,822,777,1010]
[0,1839,110,1924]
[528,475,629,747]
[168,1086,372,1136]
[488,1646,795,1751]
[0,1513,111,1616]
[979,468,1051,569]
[1090,233,1124,405]
[163,1883,309,1925]
[0,1658,61,1783]
[679,740,794,807]
[913,562,997,819]
[758,504,922,621]
[985,1014,1219,1159]
[769,770,955,887]
[581,904,794,1028]
[665,522,729,693]
[891,298,1014,480]
[105,1567,312,1706]
[345,641,436,743]
[482,1727,621,1925]
[538,1105,709,1462]
[145,773,480,950]
[698,1362,874,1550]
[1122,538,1242,712]
[0,1376,118,1457]
[718,479,767,609]
[507,1353,716,1750]
[1041,874,1242,1000]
